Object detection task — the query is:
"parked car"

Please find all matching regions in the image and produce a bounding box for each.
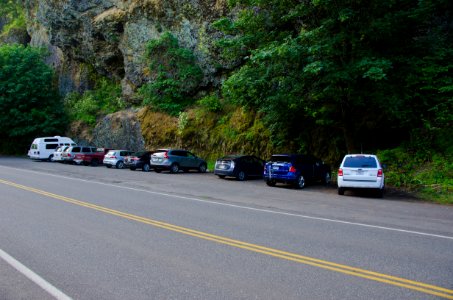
[103,150,133,169]
[74,148,111,166]
[214,155,264,181]
[28,136,76,161]
[263,154,331,189]
[61,146,97,164]
[51,146,70,162]
[124,151,154,172]
[337,154,385,197]
[151,149,207,173]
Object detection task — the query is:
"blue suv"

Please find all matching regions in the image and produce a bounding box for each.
[264,154,331,189]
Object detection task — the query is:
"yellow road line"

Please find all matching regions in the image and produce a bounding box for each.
[1,179,453,299]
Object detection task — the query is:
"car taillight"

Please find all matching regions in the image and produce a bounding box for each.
[164,152,169,159]
[338,168,343,176]
[68,153,71,157]
[289,166,296,173]
[377,169,383,177]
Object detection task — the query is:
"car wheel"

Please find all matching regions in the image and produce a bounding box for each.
[266,180,276,187]
[170,163,179,173]
[116,161,124,169]
[376,188,384,198]
[198,163,207,173]
[217,175,226,179]
[48,154,54,162]
[295,175,305,189]
[142,163,150,172]
[236,171,246,181]
[323,172,331,185]
[338,187,345,195]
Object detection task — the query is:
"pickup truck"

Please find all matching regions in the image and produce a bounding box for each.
[74,148,110,166]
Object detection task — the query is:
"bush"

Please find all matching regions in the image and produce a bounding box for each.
[378,147,453,204]
[139,32,203,116]
[64,77,124,126]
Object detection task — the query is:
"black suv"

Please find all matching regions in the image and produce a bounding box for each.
[124,151,154,172]
[263,154,331,188]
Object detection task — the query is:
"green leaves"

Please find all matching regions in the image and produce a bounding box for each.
[215,0,453,157]
[63,77,124,126]
[140,32,203,116]
[0,44,65,153]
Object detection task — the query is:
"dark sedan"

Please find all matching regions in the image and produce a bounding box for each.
[214,155,265,181]
[124,151,153,172]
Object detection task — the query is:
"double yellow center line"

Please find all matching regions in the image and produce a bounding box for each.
[1,179,452,299]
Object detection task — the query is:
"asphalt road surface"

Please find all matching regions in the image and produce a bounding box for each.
[1,157,452,299]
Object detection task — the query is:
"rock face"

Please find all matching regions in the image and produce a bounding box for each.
[24,0,229,98]
[92,109,145,151]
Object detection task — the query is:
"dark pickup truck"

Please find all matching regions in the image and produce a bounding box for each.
[74,148,110,166]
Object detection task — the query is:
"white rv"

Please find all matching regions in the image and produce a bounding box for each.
[28,136,76,161]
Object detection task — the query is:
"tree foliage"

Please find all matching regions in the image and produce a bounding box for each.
[140,32,203,116]
[64,77,124,126]
[216,0,453,159]
[0,44,66,153]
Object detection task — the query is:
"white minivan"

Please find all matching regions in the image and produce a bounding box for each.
[337,154,385,197]
[28,136,76,161]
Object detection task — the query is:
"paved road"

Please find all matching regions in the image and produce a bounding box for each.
[0,157,452,299]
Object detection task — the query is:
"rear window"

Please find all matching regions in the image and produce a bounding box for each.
[270,155,291,163]
[343,156,377,168]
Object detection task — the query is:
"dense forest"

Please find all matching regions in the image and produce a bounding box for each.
[0,0,451,202]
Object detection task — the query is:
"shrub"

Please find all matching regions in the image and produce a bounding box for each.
[139,32,203,116]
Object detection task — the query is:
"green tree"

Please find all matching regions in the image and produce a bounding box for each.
[140,32,203,116]
[216,0,453,159]
[0,44,66,154]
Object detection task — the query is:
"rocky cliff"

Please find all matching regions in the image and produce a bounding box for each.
[24,0,229,98]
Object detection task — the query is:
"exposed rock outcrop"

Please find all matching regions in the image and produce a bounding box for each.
[24,0,229,99]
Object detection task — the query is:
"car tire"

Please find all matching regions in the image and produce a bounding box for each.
[142,163,150,172]
[295,175,305,189]
[338,187,345,195]
[323,172,331,185]
[116,161,124,169]
[376,188,384,198]
[266,180,276,187]
[48,154,54,162]
[236,171,246,181]
[217,175,226,179]
[198,163,207,173]
[170,163,179,173]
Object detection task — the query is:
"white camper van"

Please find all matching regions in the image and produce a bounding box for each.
[28,136,76,161]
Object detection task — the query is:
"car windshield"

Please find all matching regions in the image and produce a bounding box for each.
[270,155,291,163]
[344,156,377,168]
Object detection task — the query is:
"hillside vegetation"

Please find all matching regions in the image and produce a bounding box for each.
[0,0,451,203]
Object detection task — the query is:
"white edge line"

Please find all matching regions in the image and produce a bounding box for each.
[1,165,453,241]
[0,248,72,300]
